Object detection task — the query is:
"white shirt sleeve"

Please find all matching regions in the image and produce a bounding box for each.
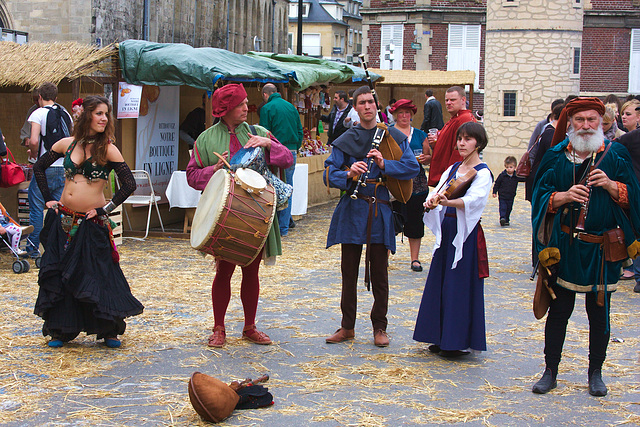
[28,107,49,134]
[423,165,492,269]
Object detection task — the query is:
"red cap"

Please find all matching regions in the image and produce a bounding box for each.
[211,84,248,117]
[389,99,417,114]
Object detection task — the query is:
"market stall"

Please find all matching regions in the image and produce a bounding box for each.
[0,41,119,227]
[118,42,384,227]
[367,68,476,127]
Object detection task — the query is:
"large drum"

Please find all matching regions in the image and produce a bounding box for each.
[190,168,276,266]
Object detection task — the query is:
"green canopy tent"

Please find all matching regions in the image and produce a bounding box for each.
[118,40,297,90]
[245,52,381,91]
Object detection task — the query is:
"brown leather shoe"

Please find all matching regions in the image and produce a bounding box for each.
[242,324,272,345]
[208,325,226,348]
[373,329,389,347]
[326,328,355,343]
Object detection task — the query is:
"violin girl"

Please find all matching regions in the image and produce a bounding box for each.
[413,122,493,357]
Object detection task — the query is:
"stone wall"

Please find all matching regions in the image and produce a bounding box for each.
[482,0,582,172]
[7,0,92,43]
[5,0,289,54]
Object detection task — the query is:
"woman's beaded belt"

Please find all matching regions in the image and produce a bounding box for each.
[58,204,111,235]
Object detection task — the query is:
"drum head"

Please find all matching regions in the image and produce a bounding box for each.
[190,169,230,249]
[229,147,259,167]
[235,168,267,192]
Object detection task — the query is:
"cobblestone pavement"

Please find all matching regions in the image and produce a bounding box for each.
[1,187,639,426]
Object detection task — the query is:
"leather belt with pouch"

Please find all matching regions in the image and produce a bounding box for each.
[561,225,626,262]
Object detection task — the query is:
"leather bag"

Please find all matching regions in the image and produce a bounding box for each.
[515,151,531,179]
[603,228,626,262]
[0,147,26,188]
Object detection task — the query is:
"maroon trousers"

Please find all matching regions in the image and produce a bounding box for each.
[340,243,389,331]
[212,253,262,328]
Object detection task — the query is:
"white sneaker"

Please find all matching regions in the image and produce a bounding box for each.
[16,249,28,256]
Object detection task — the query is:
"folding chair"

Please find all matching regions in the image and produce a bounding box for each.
[116,169,165,240]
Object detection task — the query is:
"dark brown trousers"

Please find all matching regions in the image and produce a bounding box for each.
[340,243,389,331]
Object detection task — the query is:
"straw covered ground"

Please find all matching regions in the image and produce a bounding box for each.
[1,186,639,426]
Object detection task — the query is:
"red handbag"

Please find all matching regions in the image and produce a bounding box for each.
[1,147,26,188]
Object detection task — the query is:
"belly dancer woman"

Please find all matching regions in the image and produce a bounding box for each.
[32,95,143,348]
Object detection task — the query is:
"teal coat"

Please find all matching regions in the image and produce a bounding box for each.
[259,93,303,151]
[531,139,640,292]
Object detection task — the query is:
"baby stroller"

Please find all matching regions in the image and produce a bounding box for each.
[0,202,42,273]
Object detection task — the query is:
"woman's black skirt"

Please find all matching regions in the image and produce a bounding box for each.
[34,209,144,341]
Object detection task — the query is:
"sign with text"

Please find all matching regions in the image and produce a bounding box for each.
[117,82,143,119]
[135,85,180,202]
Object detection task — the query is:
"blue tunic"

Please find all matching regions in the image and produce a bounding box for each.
[324,125,421,252]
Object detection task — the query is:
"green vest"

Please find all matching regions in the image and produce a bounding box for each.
[193,120,282,259]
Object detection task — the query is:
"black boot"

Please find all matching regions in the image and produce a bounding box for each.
[588,369,607,396]
[532,368,557,394]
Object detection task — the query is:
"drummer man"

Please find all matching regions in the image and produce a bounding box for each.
[323,86,420,347]
[186,83,293,348]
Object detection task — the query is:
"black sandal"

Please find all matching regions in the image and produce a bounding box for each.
[411,260,423,272]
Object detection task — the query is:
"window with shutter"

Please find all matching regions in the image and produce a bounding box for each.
[379,24,404,70]
[447,24,481,88]
[629,29,640,93]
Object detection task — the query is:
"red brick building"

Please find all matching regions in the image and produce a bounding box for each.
[361,0,640,110]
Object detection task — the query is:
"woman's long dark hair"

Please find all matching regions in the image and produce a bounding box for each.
[71,95,115,165]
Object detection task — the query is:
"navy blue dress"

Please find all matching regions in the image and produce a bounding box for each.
[413,164,489,351]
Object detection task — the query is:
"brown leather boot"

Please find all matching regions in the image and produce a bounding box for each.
[373,329,389,347]
[326,328,355,343]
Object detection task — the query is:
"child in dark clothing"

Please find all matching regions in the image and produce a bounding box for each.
[492,156,521,226]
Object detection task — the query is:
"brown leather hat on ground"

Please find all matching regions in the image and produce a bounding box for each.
[188,372,240,423]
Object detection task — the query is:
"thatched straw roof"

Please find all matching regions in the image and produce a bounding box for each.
[0,41,118,89]
[370,69,475,87]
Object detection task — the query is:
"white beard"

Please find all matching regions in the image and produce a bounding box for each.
[568,126,604,153]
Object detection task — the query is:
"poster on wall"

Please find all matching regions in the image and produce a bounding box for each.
[116,82,143,119]
[135,85,180,202]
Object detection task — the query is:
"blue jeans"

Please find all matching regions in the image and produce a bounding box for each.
[633,257,640,284]
[277,151,297,236]
[28,167,65,252]
[498,197,514,222]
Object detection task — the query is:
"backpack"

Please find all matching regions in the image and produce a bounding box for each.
[40,104,71,154]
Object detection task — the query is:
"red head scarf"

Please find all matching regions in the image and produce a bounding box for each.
[211,84,248,117]
[551,97,606,147]
[389,99,417,115]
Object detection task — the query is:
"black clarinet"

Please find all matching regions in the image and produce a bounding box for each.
[351,54,386,200]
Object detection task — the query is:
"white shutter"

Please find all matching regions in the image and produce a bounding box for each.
[380,24,404,70]
[448,24,481,88]
[302,34,321,56]
[630,29,640,93]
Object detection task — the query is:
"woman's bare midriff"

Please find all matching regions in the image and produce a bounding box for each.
[60,176,107,213]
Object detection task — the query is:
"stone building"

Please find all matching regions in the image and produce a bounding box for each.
[1,0,290,54]
[288,0,363,63]
[360,0,640,172]
[482,0,582,170]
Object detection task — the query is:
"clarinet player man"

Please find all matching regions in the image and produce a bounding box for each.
[531,97,640,396]
[323,86,420,347]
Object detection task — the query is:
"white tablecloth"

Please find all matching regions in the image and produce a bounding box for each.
[291,163,308,215]
[165,171,201,209]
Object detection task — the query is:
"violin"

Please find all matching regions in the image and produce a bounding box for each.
[429,168,477,208]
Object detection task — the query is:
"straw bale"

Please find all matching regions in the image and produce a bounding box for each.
[370,68,476,87]
[0,41,118,89]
